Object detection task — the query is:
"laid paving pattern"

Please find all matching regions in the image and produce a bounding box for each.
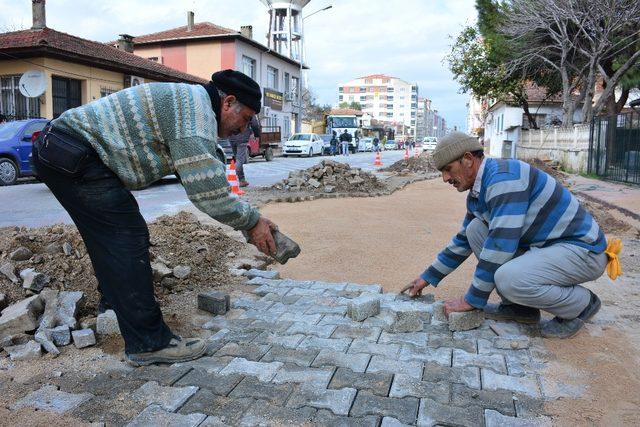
[14,277,558,426]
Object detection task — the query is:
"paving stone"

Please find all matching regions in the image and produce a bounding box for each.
[345,283,383,293]
[242,269,280,280]
[253,285,289,297]
[313,282,347,292]
[96,310,121,335]
[272,364,334,387]
[215,342,270,361]
[378,303,427,333]
[126,404,206,427]
[378,331,428,347]
[279,312,323,324]
[493,335,531,350]
[5,340,42,360]
[229,376,293,405]
[232,298,273,311]
[428,334,477,353]
[332,325,382,341]
[305,305,349,316]
[381,416,413,427]
[198,416,228,426]
[12,384,93,414]
[448,309,485,331]
[312,349,370,373]
[198,291,230,315]
[484,409,552,427]
[453,349,507,374]
[132,381,198,412]
[452,383,517,416]
[319,314,355,326]
[219,357,283,382]
[178,390,254,423]
[389,374,450,404]
[398,345,452,366]
[348,339,400,358]
[253,331,304,349]
[207,328,260,345]
[453,327,496,340]
[72,328,96,348]
[287,287,326,297]
[49,325,71,346]
[261,345,319,366]
[422,362,481,389]
[247,320,293,334]
[314,409,379,427]
[417,397,483,426]
[202,317,253,331]
[481,370,541,398]
[514,395,547,418]
[285,322,336,337]
[350,391,419,425]
[287,384,357,416]
[367,355,423,379]
[0,294,44,337]
[430,301,447,322]
[239,399,316,426]
[298,336,352,352]
[174,369,244,396]
[348,295,381,321]
[128,364,193,386]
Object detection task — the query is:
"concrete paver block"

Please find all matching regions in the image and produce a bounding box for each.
[219,357,283,382]
[132,381,198,412]
[448,309,484,331]
[243,269,280,280]
[287,384,357,416]
[312,349,370,373]
[481,370,541,398]
[272,364,334,387]
[348,295,381,321]
[72,328,96,348]
[389,373,450,404]
[198,291,230,315]
[493,335,531,350]
[453,349,507,374]
[350,391,419,425]
[11,384,92,414]
[417,397,484,426]
[367,355,423,379]
[484,409,552,427]
[126,404,206,427]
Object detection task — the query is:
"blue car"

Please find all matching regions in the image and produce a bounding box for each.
[0,119,48,185]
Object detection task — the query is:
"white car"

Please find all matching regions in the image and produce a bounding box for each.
[385,140,398,150]
[359,137,373,152]
[283,133,324,157]
[422,137,438,152]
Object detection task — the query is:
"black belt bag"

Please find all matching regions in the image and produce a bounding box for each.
[37,127,95,178]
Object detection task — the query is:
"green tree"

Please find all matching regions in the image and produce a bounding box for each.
[338,101,362,111]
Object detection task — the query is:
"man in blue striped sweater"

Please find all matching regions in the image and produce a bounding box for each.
[405,132,607,338]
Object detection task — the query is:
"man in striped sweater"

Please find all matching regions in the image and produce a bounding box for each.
[405,132,607,338]
[33,70,278,365]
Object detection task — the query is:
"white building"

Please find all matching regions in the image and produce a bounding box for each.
[337,74,418,139]
[466,95,486,137]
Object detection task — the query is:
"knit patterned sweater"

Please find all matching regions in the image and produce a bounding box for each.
[421,158,607,308]
[53,83,259,230]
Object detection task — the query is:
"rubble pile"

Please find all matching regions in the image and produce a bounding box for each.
[272,160,385,194]
[381,152,439,174]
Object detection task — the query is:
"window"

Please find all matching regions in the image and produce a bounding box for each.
[522,113,546,129]
[387,96,394,101]
[365,79,372,84]
[339,95,343,101]
[359,87,366,93]
[147,57,159,62]
[0,75,41,119]
[267,66,279,90]
[100,87,117,97]
[387,87,394,92]
[52,76,82,118]
[292,76,299,99]
[243,56,256,79]
[284,72,290,94]
[387,104,393,109]
[360,96,366,101]
[338,86,344,92]
[348,96,354,101]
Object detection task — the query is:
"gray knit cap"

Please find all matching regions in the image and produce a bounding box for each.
[432,131,483,170]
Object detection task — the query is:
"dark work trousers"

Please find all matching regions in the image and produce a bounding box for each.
[32,133,173,354]
[230,141,248,181]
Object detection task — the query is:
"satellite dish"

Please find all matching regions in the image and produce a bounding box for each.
[19,70,47,98]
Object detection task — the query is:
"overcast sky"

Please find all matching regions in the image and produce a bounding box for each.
[1,0,477,131]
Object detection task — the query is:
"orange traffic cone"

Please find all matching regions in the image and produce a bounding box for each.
[374,151,383,167]
[414,147,419,158]
[404,147,409,161]
[227,160,245,196]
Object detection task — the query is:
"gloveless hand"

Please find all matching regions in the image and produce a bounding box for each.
[444,296,475,318]
[247,216,278,256]
[400,277,429,297]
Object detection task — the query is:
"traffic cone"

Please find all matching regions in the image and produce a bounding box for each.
[374,151,383,167]
[404,147,409,161]
[227,160,245,196]
[414,147,419,158]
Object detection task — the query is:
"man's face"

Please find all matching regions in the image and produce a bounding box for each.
[219,95,256,138]
[441,153,477,192]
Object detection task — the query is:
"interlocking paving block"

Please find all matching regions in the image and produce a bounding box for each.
[484,409,552,427]
[239,400,316,426]
[493,335,531,350]
[417,397,484,426]
[229,376,293,405]
[348,339,401,358]
[285,322,336,337]
[247,320,294,334]
[481,370,541,398]
[350,391,419,425]
[198,415,228,426]
[261,345,319,366]
[345,283,383,293]
[219,357,283,382]
[208,329,261,345]
[381,416,413,427]
[287,384,357,416]
[448,309,485,331]
[128,365,193,385]
[312,349,370,373]
[298,336,352,352]
[318,314,355,326]
[232,298,273,311]
[389,374,450,404]
[172,356,233,374]
[348,295,381,321]
[331,325,382,341]
[422,362,481,390]
[279,312,323,325]
[11,384,93,414]
[378,331,428,347]
[126,404,206,427]
[252,285,288,297]
[314,409,379,426]
[215,342,271,361]
[428,334,477,353]
[132,381,198,412]
[243,269,280,280]
[367,355,423,380]
[398,345,452,366]
[240,310,282,322]
[202,317,253,331]
[514,395,548,418]
[329,368,393,397]
[178,391,254,423]
[198,292,230,315]
[174,369,244,396]
[272,364,335,387]
[452,383,517,416]
[253,331,304,349]
[453,349,507,374]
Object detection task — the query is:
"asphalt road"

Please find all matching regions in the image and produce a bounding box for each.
[1,151,407,228]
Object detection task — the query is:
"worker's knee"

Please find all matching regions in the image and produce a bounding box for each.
[494,262,528,301]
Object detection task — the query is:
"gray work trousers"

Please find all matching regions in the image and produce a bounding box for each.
[467,218,607,319]
[231,142,248,181]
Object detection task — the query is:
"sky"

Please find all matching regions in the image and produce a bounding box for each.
[0,0,477,131]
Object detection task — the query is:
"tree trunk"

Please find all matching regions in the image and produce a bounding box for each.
[519,96,538,129]
[560,68,575,126]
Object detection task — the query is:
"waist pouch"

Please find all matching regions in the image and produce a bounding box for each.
[37,128,95,178]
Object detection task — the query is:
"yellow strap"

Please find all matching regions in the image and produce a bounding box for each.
[604,238,623,280]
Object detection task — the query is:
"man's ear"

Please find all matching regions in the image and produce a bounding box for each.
[222,95,237,111]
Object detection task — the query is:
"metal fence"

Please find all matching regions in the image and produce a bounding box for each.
[588,111,640,185]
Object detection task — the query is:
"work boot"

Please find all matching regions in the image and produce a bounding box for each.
[483,303,541,324]
[541,291,601,339]
[126,336,206,367]
[239,180,249,187]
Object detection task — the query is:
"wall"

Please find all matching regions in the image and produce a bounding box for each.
[186,41,223,80]
[516,125,590,173]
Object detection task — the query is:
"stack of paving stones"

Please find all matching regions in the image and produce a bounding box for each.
[11,277,553,426]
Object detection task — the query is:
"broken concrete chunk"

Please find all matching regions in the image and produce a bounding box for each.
[0,262,19,284]
[96,310,121,335]
[348,295,380,322]
[20,268,50,292]
[308,178,321,188]
[151,262,172,282]
[9,247,33,261]
[172,265,191,280]
[49,325,71,346]
[243,269,280,280]
[6,340,42,361]
[448,310,484,332]
[324,185,336,193]
[35,329,60,356]
[44,243,63,254]
[56,291,83,329]
[72,328,96,348]
[197,291,230,315]
[492,335,530,350]
[62,242,73,256]
[0,294,44,337]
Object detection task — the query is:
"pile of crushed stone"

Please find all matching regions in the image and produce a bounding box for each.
[381,152,439,174]
[272,159,385,194]
[0,212,243,318]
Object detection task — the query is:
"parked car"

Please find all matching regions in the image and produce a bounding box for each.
[358,137,373,152]
[385,140,398,150]
[0,118,48,185]
[422,136,438,152]
[318,133,333,155]
[283,133,324,157]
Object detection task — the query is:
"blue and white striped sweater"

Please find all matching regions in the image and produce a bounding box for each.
[421,158,606,308]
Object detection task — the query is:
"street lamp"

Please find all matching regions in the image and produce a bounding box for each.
[297,5,332,133]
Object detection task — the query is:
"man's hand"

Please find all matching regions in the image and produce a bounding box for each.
[444,296,475,318]
[247,216,278,256]
[400,277,429,298]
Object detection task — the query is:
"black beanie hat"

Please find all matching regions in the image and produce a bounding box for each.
[211,69,262,114]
